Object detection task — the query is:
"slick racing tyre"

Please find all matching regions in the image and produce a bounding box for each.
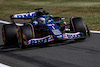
[70,17,86,40]
[2,24,18,45]
[18,24,33,49]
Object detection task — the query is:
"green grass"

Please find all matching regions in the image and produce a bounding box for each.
[0,0,100,30]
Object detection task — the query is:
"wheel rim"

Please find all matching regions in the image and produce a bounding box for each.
[18,29,23,48]
[22,34,27,45]
[2,27,6,45]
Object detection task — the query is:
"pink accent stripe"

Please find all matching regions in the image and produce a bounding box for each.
[28,23,35,38]
[64,22,67,25]
[50,39,55,41]
[14,15,17,18]
[63,33,68,39]
[63,22,67,30]
[50,35,55,41]
[71,16,75,32]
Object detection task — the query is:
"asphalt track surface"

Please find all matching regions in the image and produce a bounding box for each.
[0,23,100,67]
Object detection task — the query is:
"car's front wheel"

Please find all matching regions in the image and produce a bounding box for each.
[18,24,33,49]
[70,17,87,40]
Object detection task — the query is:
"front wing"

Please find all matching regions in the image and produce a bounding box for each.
[27,32,85,45]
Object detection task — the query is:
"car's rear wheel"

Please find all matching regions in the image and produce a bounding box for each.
[2,24,18,45]
[70,17,86,40]
[18,24,33,49]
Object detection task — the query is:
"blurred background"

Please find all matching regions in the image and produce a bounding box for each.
[0,0,100,30]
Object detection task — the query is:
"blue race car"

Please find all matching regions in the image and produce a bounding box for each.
[2,8,90,48]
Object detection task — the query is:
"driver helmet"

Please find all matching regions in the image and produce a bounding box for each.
[38,17,46,23]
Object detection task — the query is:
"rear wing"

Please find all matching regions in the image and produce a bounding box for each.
[10,12,35,19]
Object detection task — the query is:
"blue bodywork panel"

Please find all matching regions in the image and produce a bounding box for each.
[32,15,63,38]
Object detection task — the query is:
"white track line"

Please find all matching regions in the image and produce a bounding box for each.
[90,30,100,34]
[0,20,23,26]
[0,20,100,33]
[0,20,10,24]
[0,63,11,67]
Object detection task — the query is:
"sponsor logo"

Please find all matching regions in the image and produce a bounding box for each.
[47,24,55,26]
[28,35,51,44]
[52,29,63,38]
[48,24,55,29]
[52,29,62,35]
[66,34,80,39]
[14,12,35,18]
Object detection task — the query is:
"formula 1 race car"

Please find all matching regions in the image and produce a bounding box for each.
[2,8,90,48]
